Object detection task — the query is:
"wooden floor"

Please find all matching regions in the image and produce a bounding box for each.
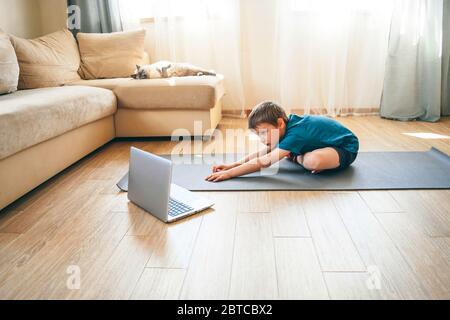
[0,116,449,300]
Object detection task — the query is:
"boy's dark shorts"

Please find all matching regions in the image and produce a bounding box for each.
[331,147,358,170]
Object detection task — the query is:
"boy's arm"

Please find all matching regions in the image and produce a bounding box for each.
[206,148,291,182]
[237,145,273,165]
[213,145,272,172]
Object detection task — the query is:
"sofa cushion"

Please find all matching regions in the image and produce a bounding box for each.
[67,78,131,90]
[67,75,225,110]
[0,30,20,95]
[77,30,147,80]
[10,29,81,90]
[0,86,116,160]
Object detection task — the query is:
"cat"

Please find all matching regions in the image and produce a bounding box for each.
[131,61,216,79]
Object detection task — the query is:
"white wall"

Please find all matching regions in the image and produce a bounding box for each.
[0,0,43,38]
[0,0,66,38]
[39,0,67,35]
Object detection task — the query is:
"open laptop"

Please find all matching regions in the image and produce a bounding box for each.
[117,147,214,223]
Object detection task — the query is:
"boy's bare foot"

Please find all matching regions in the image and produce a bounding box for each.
[295,155,322,174]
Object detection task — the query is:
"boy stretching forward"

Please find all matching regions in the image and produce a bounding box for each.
[206,101,359,182]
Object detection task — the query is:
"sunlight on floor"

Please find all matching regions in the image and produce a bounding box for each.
[402,132,450,140]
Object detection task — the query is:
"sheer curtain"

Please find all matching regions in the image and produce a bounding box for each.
[273,0,393,115]
[118,0,245,115]
[119,0,394,116]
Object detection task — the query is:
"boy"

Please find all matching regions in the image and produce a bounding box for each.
[206,101,359,182]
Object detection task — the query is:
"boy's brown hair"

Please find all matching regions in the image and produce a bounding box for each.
[248,101,289,130]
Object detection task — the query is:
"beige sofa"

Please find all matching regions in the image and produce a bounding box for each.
[0,76,224,210]
[0,27,225,210]
[67,76,224,137]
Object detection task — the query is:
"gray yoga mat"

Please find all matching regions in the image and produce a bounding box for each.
[117,148,450,191]
[158,148,450,191]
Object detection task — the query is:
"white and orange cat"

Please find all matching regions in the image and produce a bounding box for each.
[131,61,216,79]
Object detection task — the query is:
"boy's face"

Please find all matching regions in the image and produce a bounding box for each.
[254,118,286,148]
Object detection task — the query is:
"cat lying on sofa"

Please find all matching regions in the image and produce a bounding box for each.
[131,61,216,79]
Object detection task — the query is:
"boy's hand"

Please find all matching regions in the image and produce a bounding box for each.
[205,170,233,182]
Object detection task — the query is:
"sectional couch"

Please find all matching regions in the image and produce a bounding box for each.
[0,29,224,210]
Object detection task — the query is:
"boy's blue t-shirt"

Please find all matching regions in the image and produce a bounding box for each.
[277,114,359,155]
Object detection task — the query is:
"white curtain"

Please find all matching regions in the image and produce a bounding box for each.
[118,0,245,114]
[119,0,394,116]
[273,0,393,116]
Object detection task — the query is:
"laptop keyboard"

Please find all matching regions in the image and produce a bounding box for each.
[168,198,194,217]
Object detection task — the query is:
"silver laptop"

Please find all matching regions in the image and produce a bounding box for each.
[120,147,214,223]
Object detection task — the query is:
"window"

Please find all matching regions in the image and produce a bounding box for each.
[120,0,232,23]
[290,0,391,14]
